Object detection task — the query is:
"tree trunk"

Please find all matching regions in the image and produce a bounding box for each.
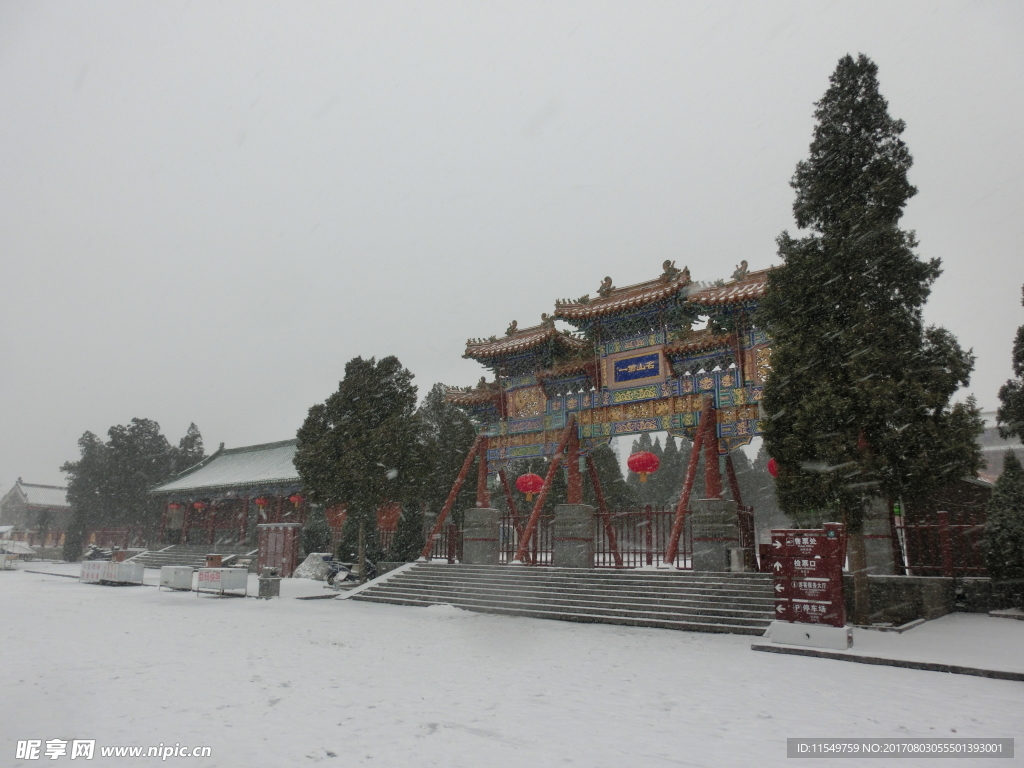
[847,523,870,625]
[357,517,366,584]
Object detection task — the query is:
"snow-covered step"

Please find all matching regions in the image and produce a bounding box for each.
[356,588,772,627]
[378,579,774,612]
[353,592,767,635]
[351,563,772,635]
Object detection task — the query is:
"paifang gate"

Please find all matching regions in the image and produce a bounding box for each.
[422,261,774,569]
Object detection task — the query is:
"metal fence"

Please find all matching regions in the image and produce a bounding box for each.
[424,505,697,568]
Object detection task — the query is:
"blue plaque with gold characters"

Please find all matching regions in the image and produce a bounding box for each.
[613,353,660,383]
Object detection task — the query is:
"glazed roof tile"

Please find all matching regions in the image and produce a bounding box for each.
[152,440,299,494]
[554,273,691,320]
[446,387,502,406]
[464,323,588,359]
[663,331,733,356]
[686,269,770,306]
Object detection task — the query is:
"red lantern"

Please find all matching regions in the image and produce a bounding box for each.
[627,451,660,483]
[192,501,207,511]
[167,502,181,511]
[254,497,269,507]
[515,473,544,502]
[767,458,779,478]
[288,494,304,507]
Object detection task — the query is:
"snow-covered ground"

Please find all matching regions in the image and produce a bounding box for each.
[2,564,1022,767]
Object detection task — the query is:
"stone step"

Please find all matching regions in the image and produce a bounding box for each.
[350,563,773,636]
[352,593,768,635]
[358,585,772,624]
[415,563,771,580]
[383,577,775,606]
[388,572,773,595]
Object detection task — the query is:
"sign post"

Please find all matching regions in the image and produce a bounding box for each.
[768,523,852,649]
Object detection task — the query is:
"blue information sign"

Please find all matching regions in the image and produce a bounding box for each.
[613,353,660,383]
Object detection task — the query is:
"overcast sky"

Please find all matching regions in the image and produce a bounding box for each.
[1,1,1022,492]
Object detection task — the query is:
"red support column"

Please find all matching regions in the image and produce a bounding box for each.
[703,411,722,498]
[239,497,250,544]
[585,454,623,568]
[513,416,575,564]
[208,505,215,546]
[476,439,490,508]
[159,504,168,544]
[665,395,716,563]
[498,470,532,565]
[498,470,526,538]
[420,435,485,560]
[566,423,583,504]
[275,496,283,525]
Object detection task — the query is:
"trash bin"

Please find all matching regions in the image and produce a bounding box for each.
[258,566,282,598]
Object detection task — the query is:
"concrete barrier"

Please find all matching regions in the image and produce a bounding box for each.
[552,504,595,568]
[462,508,501,565]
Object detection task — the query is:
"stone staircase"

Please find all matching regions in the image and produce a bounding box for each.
[128,544,256,571]
[350,563,774,635]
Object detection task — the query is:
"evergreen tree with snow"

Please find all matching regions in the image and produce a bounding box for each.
[390,504,427,562]
[584,443,636,511]
[295,356,424,578]
[758,54,983,621]
[983,452,1024,603]
[997,285,1024,440]
[301,505,333,556]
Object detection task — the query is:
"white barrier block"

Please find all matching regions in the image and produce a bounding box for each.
[80,561,105,583]
[769,620,853,650]
[160,566,194,590]
[196,568,247,594]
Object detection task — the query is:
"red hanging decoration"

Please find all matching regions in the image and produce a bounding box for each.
[627,451,660,483]
[167,502,181,511]
[515,473,544,502]
[192,501,207,511]
[254,497,269,507]
[288,494,304,507]
[767,458,779,478]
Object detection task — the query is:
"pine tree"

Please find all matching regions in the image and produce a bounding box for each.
[174,423,206,475]
[416,383,478,528]
[390,505,426,562]
[301,505,332,556]
[652,435,683,506]
[295,356,424,579]
[61,420,202,553]
[983,452,1024,597]
[583,443,636,511]
[758,55,983,621]
[997,286,1024,439]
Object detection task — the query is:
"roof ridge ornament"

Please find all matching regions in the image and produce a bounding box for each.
[661,260,690,283]
[597,276,614,297]
[731,260,749,282]
[505,320,518,336]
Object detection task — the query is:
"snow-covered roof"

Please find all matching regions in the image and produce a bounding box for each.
[1,481,70,509]
[151,440,300,494]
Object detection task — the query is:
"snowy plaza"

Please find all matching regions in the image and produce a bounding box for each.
[3,564,1022,767]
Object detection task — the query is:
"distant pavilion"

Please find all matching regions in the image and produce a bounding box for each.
[150,440,317,546]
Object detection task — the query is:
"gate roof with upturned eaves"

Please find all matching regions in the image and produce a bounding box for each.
[448,262,774,473]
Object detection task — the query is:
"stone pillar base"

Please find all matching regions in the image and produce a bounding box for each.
[462,508,501,565]
[552,504,595,568]
[691,498,740,572]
